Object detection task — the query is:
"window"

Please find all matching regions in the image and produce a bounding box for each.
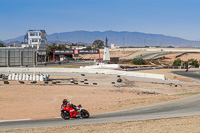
[32,39,38,42]
[30,32,35,36]
[30,32,39,36]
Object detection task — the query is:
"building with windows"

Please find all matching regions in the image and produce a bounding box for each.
[22,30,47,62]
[24,30,47,48]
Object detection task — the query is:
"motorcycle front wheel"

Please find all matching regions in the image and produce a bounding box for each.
[81,109,90,118]
[61,111,70,120]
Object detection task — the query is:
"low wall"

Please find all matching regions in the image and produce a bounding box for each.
[80,64,121,69]
[0,67,166,80]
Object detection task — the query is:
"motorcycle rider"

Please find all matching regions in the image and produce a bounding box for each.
[61,99,78,111]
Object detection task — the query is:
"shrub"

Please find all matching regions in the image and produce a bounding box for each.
[132,59,147,65]
[172,59,181,66]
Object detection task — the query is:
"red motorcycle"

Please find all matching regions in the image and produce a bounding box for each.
[61,104,90,120]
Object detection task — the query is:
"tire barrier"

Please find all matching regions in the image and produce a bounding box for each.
[44,81,48,84]
[117,78,122,83]
[117,75,121,77]
[4,81,9,84]
[81,74,85,76]
[84,79,88,81]
[93,83,97,85]
[0,74,3,79]
[7,73,50,81]
[70,78,74,82]
[19,81,24,84]
[74,83,78,85]
[111,82,115,84]
[31,81,37,84]
[52,82,57,84]
[84,83,89,85]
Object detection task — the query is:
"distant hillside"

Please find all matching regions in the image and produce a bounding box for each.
[4,31,200,47]
[0,40,6,45]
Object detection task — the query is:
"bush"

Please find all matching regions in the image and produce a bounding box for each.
[188,59,199,67]
[172,59,181,66]
[132,59,147,65]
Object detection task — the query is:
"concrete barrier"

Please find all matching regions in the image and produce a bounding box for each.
[36,75,40,81]
[0,67,165,80]
[15,74,18,80]
[19,74,22,80]
[8,74,12,80]
[29,74,33,81]
[11,73,15,80]
[80,63,121,69]
[40,75,44,81]
[33,74,36,81]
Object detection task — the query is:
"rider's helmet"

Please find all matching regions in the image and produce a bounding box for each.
[63,99,68,104]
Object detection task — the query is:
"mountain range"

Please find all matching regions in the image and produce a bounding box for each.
[3,31,200,47]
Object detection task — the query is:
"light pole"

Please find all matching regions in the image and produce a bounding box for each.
[123,38,125,51]
[56,36,59,46]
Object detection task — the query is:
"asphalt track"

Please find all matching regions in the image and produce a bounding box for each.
[135,52,170,59]
[1,70,200,130]
[172,70,200,81]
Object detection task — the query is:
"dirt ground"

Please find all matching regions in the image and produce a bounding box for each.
[0,83,185,120]
[180,53,200,61]
[1,70,200,132]
[157,53,200,66]
[76,51,134,60]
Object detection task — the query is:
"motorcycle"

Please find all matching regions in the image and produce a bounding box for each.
[61,104,90,120]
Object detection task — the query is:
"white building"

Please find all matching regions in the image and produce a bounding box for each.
[24,30,47,48]
[111,43,119,49]
[23,30,47,56]
[22,30,47,62]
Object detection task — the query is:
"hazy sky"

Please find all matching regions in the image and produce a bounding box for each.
[0,0,200,41]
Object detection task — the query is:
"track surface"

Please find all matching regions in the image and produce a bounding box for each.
[1,70,200,130]
[172,70,200,81]
[1,93,200,130]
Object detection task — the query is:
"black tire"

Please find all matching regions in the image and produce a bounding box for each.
[61,111,70,120]
[81,109,90,118]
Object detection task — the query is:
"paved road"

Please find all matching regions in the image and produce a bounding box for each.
[172,70,200,81]
[1,93,200,130]
[135,52,168,59]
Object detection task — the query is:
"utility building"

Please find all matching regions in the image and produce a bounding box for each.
[22,30,47,62]
[0,47,37,67]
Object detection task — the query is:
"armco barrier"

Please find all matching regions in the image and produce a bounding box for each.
[0,67,165,80]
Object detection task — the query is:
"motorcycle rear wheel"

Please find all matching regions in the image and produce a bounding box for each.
[61,111,70,120]
[81,109,90,118]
